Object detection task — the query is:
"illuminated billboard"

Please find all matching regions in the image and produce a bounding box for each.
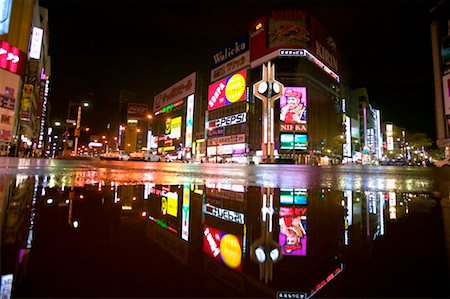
[280,134,307,149]
[203,225,242,271]
[208,69,247,110]
[280,87,307,124]
[280,189,307,205]
[165,116,182,139]
[0,0,12,35]
[29,27,44,60]
[154,72,196,112]
[0,41,26,76]
[279,207,307,256]
[127,103,148,120]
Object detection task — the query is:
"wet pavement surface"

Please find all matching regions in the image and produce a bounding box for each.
[0,158,449,298]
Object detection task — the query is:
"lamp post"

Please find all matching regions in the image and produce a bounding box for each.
[64,100,89,158]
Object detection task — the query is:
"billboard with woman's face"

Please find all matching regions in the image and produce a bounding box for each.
[280,87,307,124]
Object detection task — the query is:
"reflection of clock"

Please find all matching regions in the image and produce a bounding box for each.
[161,197,167,215]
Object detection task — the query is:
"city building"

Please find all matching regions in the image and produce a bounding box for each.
[152,71,207,161]
[0,0,51,157]
[204,10,344,164]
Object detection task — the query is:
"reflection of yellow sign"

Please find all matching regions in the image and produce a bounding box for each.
[161,197,167,215]
[220,234,242,269]
[225,73,246,103]
[167,192,178,217]
[158,146,176,153]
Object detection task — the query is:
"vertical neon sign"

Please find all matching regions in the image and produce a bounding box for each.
[185,94,194,148]
[181,185,190,241]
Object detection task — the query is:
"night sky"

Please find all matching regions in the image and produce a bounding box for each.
[39,0,437,141]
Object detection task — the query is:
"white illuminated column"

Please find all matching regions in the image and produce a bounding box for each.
[253,61,284,163]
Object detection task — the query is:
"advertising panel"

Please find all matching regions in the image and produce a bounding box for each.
[310,16,339,72]
[280,133,307,149]
[0,0,12,35]
[185,94,194,148]
[280,87,307,124]
[211,51,250,82]
[208,134,245,146]
[268,11,310,49]
[203,225,243,271]
[280,189,307,205]
[386,124,394,151]
[205,204,245,224]
[181,186,190,241]
[127,103,148,120]
[279,207,307,256]
[0,41,26,76]
[443,73,450,116]
[212,34,249,68]
[29,27,44,60]
[208,69,247,111]
[209,112,246,129]
[20,84,33,121]
[165,116,182,139]
[250,16,268,62]
[207,127,224,138]
[280,123,307,132]
[154,72,196,112]
[0,94,15,110]
[207,143,246,156]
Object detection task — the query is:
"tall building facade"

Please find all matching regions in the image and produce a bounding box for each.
[0,0,51,157]
[430,0,450,157]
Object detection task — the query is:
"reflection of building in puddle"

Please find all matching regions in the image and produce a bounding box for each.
[203,183,248,296]
[1,175,37,299]
[144,184,203,266]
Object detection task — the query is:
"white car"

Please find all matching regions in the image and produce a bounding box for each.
[100,150,129,161]
[433,157,450,167]
[129,151,161,162]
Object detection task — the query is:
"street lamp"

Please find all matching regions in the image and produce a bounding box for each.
[64,100,89,158]
[73,102,89,156]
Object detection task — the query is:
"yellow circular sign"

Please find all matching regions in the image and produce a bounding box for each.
[220,234,242,269]
[225,73,246,103]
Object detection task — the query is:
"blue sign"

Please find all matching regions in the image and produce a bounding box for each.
[0,0,13,35]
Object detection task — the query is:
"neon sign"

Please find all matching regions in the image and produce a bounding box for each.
[208,69,247,110]
[0,40,26,76]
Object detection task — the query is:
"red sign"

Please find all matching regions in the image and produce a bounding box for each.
[249,16,268,62]
[0,40,26,76]
[127,103,148,119]
[207,69,247,110]
[280,124,307,132]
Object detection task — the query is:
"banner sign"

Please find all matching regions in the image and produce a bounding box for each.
[208,134,245,146]
[127,103,148,120]
[209,112,246,129]
[0,0,12,35]
[0,95,15,110]
[205,204,245,224]
[154,72,196,111]
[212,34,249,67]
[208,69,247,110]
[0,40,26,76]
[280,123,307,132]
[211,51,250,82]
